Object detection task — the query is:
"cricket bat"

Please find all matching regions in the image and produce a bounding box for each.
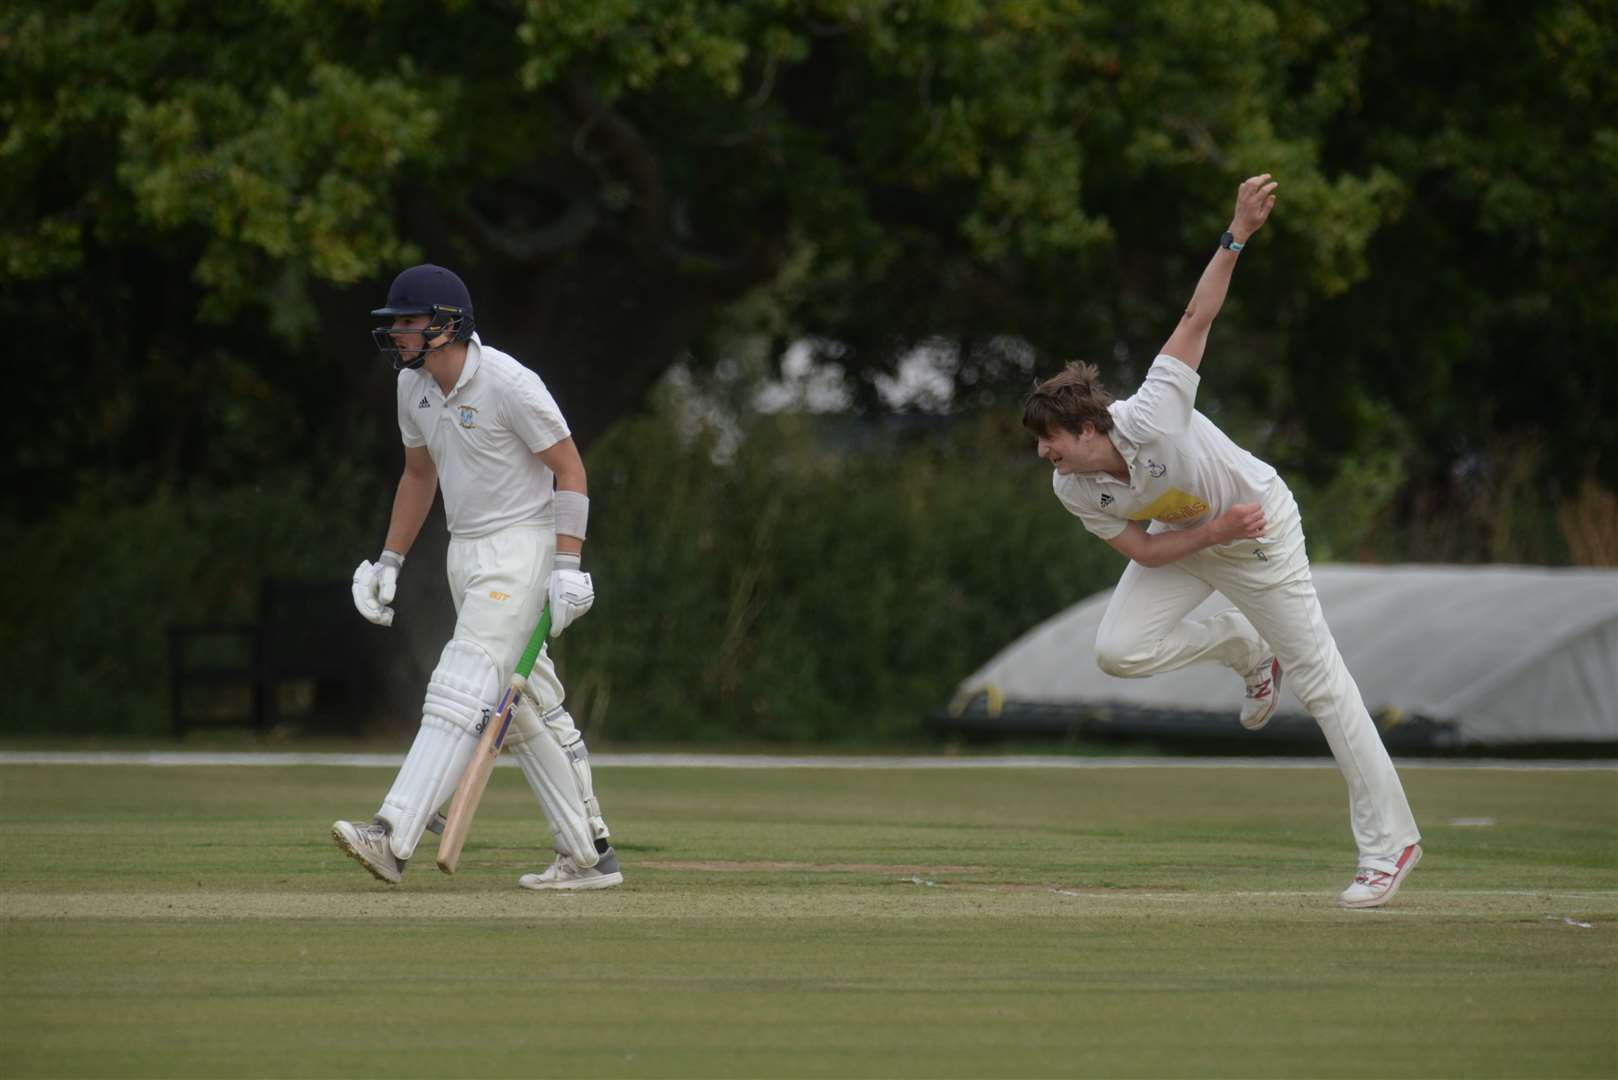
[435,606,552,874]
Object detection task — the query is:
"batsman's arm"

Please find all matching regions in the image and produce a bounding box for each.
[383,445,438,557]
[534,438,594,638]
[536,437,587,557]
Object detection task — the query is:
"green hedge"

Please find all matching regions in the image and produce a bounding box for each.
[555,408,1120,744]
[0,470,378,736]
[13,401,1437,743]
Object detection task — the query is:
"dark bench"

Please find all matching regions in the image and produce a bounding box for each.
[168,578,372,737]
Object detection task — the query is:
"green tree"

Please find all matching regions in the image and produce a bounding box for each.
[1280,0,1618,558]
[4,0,1389,520]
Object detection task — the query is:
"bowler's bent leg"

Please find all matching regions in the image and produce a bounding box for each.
[1094,558,1268,679]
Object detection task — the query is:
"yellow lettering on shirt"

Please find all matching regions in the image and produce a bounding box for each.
[1128,489,1210,524]
[489,591,512,602]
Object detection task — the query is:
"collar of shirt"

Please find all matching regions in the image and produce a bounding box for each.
[442,335,482,402]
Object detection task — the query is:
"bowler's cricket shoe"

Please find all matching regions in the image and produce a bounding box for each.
[331,818,406,885]
[1338,843,1422,909]
[1240,656,1283,730]
[518,847,624,892]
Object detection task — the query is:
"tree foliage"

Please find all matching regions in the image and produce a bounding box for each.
[6,0,1430,509]
[1293,0,1618,514]
[0,17,1612,529]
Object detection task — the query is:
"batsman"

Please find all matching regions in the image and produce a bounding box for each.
[333,263,622,891]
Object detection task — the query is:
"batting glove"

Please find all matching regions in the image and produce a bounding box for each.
[547,552,595,637]
[351,550,404,627]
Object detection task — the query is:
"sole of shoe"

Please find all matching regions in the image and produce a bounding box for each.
[331,823,401,885]
[1240,658,1284,731]
[1339,844,1421,909]
[518,870,625,892]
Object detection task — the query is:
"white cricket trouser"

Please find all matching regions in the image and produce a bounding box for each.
[1093,488,1420,866]
[445,523,607,848]
[378,522,576,861]
[444,522,564,707]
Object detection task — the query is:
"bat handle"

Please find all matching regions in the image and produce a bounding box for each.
[514,606,553,681]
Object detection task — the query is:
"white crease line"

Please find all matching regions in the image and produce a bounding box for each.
[1223,890,1618,899]
[0,752,1613,771]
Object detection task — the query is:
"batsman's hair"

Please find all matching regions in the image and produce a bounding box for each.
[1022,361,1115,437]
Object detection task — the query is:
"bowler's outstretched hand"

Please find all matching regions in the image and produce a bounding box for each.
[1230,173,1278,242]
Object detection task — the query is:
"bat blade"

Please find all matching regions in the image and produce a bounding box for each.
[435,683,519,875]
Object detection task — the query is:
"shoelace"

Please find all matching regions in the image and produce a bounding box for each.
[1353,868,1392,888]
[1245,677,1273,700]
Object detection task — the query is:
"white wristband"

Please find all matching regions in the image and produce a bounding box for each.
[554,489,589,540]
[379,549,405,569]
[553,551,581,572]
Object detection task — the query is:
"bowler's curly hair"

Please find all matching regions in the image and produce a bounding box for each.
[1021,361,1115,437]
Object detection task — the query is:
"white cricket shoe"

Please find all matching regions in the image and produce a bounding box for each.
[331,818,405,885]
[1240,656,1283,730]
[1338,844,1422,909]
[518,847,624,892]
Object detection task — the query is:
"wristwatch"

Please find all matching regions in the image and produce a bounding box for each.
[1220,231,1246,253]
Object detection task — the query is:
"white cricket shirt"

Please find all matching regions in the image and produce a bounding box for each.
[1053,355,1282,540]
[395,335,571,539]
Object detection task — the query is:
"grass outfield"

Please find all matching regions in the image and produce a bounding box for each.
[1,761,1614,1079]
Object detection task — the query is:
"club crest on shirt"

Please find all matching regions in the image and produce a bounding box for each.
[1145,459,1167,478]
[457,405,479,429]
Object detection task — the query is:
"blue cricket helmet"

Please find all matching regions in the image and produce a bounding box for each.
[370,264,477,370]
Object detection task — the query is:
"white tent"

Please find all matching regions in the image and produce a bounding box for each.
[954,564,1618,745]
